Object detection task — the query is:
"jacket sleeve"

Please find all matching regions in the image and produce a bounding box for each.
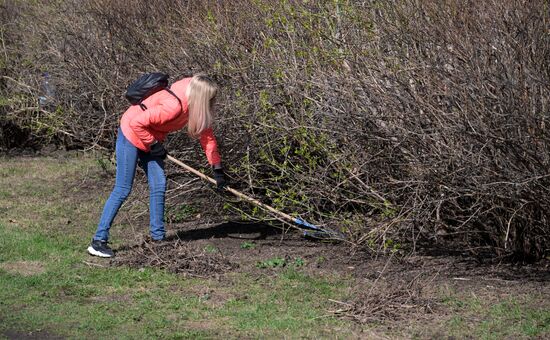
[128,98,180,150]
[199,127,222,166]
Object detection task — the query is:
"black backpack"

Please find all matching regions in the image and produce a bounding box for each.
[125,72,182,112]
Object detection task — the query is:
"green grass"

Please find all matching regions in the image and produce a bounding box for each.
[220,270,341,333]
[440,292,550,339]
[0,154,356,339]
[166,203,197,223]
[255,257,306,269]
[203,244,218,253]
[240,241,255,249]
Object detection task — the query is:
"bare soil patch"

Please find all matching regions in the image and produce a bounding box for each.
[1,329,65,340]
[0,261,46,276]
[330,254,550,326]
[112,221,357,277]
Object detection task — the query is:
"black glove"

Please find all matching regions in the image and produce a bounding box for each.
[212,166,227,191]
[150,142,167,159]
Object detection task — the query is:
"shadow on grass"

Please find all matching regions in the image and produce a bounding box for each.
[168,221,282,241]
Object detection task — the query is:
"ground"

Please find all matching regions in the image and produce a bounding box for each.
[0,152,548,339]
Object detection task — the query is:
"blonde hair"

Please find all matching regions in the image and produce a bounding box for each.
[186,74,218,138]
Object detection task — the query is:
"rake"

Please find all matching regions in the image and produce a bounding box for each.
[167,155,346,241]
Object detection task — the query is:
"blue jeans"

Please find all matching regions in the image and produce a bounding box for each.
[93,128,166,241]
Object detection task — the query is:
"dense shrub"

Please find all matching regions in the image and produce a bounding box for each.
[1,0,549,260]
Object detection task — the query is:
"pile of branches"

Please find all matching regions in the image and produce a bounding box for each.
[1,0,549,260]
[111,239,236,277]
[330,275,436,323]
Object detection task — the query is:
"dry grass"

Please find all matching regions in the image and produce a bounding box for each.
[0,261,45,276]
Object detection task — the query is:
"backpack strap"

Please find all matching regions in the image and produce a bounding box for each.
[137,88,183,114]
[165,88,183,115]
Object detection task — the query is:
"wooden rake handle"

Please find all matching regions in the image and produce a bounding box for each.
[166,155,295,223]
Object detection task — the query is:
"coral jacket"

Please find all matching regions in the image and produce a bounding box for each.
[120,77,221,165]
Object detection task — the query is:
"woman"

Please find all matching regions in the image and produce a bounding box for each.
[87,74,226,258]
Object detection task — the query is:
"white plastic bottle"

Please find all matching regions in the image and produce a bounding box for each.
[38,72,55,108]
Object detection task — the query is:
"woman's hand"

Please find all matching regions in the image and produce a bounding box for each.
[212,165,227,191]
[150,142,167,159]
